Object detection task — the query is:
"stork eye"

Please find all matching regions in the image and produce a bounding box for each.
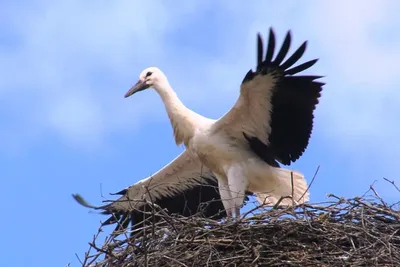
[146,71,153,77]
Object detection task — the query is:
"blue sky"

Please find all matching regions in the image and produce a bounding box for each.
[1,1,400,266]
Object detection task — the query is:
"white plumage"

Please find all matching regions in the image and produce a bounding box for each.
[74,28,323,227]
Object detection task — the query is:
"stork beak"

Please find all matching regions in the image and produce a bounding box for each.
[124,80,150,98]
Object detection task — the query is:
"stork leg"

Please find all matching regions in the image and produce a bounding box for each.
[226,164,248,219]
[217,177,234,218]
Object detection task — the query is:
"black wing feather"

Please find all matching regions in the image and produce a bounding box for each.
[285,59,319,75]
[256,34,264,72]
[73,176,253,236]
[280,41,307,70]
[264,28,276,65]
[272,30,291,66]
[241,27,324,166]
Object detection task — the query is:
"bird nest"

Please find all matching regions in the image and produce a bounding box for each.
[77,183,400,267]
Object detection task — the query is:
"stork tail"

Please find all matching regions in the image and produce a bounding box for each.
[254,169,309,206]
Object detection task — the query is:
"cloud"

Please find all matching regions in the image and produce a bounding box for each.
[1,0,400,187]
[198,1,400,167]
[301,1,400,159]
[0,0,215,150]
[305,0,400,85]
[174,1,400,192]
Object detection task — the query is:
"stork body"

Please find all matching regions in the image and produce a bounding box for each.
[185,122,271,218]
[127,70,308,218]
[74,28,323,228]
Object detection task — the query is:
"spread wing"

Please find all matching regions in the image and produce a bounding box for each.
[213,28,324,165]
[73,150,251,233]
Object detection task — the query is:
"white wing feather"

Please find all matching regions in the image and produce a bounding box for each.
[212,74,277,146]
[105,150,215,211]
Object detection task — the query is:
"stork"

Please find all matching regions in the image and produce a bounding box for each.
[74,28,323,228]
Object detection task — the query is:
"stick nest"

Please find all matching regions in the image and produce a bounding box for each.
[78,187,400,267]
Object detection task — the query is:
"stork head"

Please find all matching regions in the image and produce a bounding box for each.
[124,67,168,98]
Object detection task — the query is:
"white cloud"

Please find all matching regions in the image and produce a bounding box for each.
[1,0,400,187]
[0,0,211,151]
[200,1,400,163]
[178,1,400,192]
[300,1,400,157]
[47,89,104,145]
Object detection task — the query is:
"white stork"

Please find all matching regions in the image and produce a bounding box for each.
[74,28,323,228]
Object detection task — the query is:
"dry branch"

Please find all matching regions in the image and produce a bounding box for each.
[77,184,400,267]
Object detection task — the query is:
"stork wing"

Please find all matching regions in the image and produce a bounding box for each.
[73,150,229,232]
[213,28,324,165]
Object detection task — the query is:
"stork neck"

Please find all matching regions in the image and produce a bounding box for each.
[155,83,196,146]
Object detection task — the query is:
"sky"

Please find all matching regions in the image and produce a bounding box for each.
[1,1,400,266]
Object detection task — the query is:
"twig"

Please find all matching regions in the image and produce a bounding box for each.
[299,165,320,202]
[383,177,400,193]
[76,183,400,267]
